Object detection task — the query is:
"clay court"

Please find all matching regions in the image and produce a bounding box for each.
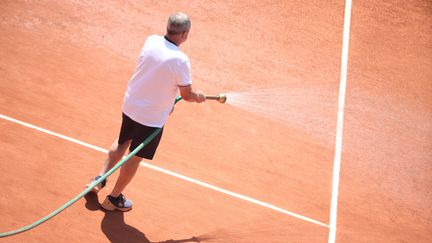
[0,0,431,242]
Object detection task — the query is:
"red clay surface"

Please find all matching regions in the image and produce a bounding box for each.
[0,0,431,242]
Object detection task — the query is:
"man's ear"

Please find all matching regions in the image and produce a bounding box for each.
[181,30,189,39]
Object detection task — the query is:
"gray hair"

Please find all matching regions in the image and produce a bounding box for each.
[167,12,191,35]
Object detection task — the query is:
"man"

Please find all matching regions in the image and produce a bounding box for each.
[87,12,206,212]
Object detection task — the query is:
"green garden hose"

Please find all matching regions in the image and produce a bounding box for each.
[0,96,183,238]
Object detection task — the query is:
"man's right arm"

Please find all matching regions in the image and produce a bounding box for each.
[179,85,206,103]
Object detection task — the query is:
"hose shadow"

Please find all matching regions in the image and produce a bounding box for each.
[84,193,202,243]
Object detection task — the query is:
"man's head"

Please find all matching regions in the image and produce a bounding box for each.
[166,12,191,45]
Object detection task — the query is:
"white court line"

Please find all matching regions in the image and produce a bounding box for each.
[328,0,353,242]
[0,113,329,228]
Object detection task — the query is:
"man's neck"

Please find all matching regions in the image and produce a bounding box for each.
[164,35,179,46]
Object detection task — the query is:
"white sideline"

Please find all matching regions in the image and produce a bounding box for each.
[0,113,329,228]
[328,0,353,242]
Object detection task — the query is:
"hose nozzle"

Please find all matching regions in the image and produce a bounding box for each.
[205,93,227,103]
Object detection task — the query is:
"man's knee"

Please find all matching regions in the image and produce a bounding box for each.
[109,140,130,159]
[125,155,142,167]
[108,149,122,160]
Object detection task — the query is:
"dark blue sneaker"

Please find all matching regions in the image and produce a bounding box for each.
[101,194,133,212]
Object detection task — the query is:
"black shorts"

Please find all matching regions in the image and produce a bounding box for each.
[118,113,163,160]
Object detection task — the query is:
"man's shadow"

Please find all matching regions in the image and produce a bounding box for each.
[84,193,150,243]
[84,193,201,243]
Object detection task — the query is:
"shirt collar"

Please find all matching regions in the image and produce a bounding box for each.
[164,36,178,46]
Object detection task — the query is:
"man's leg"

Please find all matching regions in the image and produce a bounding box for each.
[87,139,131,193]
[99,139,131,176]
[100,155,142,212]
[101,122,162,211]
[109,155,142,197]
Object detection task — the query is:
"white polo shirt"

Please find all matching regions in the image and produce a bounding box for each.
[122,35,192,128]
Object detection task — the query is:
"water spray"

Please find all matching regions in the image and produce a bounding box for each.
[205,93,227,103]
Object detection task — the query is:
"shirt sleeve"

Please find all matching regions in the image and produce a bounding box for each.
[176,59,192,87]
